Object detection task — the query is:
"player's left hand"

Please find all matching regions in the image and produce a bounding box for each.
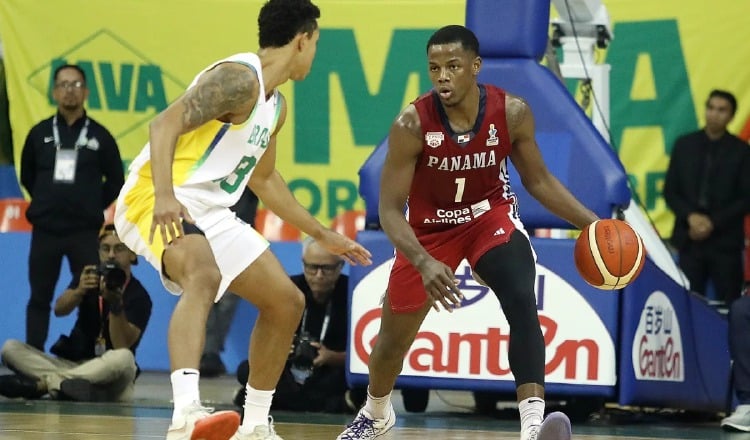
[316,230,372,266]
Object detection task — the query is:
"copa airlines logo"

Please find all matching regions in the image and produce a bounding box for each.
[26,29,186,157]
[349,259,616,385]
[631,291,684,381]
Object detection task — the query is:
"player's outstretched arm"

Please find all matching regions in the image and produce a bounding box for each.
[507,95,598,230]
[249,95,371,266]
[380,106,462,311]
[148,62,261,245]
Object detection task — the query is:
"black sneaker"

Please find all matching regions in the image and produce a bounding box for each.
[199,353,227,378]
[0,374,45,399]
[59,378,108,402]
[233,386,246,409]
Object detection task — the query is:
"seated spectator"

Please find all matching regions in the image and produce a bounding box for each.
[234,237,363,413]
[722,285,750,431]
[0,224,152,402]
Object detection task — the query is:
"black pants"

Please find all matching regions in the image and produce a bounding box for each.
[679,243,744,304]
[730,296,750,403]
[26,228,99,350]
[237,360,349,413]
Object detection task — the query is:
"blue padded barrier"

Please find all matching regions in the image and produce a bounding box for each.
[0,165,23,198]
[465,0,549,59]
[358,137,388,228]
[479,59,631,227]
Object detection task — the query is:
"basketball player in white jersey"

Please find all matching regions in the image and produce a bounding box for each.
[114,1,371,439]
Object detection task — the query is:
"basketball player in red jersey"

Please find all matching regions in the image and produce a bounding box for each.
[337,25,599,440]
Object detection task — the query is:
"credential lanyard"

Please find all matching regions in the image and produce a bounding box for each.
[53,115,90,150]
[300,300,332,342]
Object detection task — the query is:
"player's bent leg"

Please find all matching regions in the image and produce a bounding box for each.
[228,249,303,438]
[163,235,223,370]
[337,297,430,440]
[368,296,431,397]
[229,249,304,391]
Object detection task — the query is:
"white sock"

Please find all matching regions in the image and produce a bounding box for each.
[519,396,544,438]
[171,369,200,424]
[238,385,275,434]
[363,387,392,419]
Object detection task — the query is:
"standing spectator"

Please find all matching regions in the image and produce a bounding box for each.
[0,224,152,402]
[664,89,750,305]
[201,188,260,377]
[20,64,124,350]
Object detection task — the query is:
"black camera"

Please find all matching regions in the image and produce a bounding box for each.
[290,332,319,370]
[98,262,127,291]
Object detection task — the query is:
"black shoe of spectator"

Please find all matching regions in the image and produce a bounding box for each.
[0,374,45,399]
[59,378,108,402]
[233,386,246,409]
[345,387,367,413]
[200,353,226,378]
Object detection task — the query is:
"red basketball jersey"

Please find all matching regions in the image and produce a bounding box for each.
[408,84,519,234]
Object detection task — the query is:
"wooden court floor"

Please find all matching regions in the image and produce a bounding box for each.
[0,372,741,439]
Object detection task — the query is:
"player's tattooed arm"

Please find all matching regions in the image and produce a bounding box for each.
[179,62,259,132]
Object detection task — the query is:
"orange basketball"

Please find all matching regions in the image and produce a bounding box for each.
[574,219,646,290]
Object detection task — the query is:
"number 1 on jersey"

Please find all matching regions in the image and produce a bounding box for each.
[454,177,466,202]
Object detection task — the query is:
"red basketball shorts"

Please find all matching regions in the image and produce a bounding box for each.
[387,206,525,313]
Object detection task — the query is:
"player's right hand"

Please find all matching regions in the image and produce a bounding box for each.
[417,257,463,312]
[150,194,195,246]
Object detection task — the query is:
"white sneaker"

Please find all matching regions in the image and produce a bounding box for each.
[336,405,396,440]
[166,401,240,440]
[231,417,284,439]
[722,404,750,432]
[536,412,572,440]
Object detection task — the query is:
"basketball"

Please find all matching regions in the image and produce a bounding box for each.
[574,219,646,290]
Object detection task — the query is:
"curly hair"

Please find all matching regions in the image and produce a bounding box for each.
[258,0,321,48]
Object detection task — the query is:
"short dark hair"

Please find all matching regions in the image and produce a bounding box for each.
[426,25,480,56]
[706,89,737,116]
[258,0,321,48]
[53,64,86,85]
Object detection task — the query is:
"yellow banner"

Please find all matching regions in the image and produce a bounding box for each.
[600,0,750,237]
[2,0,748,234]
[0,0,463,224]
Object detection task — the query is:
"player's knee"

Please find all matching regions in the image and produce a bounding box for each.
[287,287,305,319]
[262,284,304,321]
[184,265,222,292]
[496,288,538,326]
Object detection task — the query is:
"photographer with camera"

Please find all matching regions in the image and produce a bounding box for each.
[235,237,359,413]
[0,224,152,402]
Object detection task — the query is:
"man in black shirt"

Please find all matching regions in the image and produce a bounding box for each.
[0,224,152,402]
[20,64,125,350]
[235,237,354,412]
[664,89,750,304]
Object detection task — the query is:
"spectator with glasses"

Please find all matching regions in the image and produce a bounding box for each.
[234,236,359,413]
[20,64,124,351]
[0,224,152,402]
